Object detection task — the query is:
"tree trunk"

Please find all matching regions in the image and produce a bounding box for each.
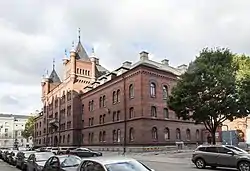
[211,130,216,145]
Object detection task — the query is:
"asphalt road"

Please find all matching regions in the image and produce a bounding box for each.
[0,159,237,171]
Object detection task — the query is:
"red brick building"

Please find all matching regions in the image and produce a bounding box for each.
[34,34,109,147]
[34,34,205,148]
[80,51,205,147]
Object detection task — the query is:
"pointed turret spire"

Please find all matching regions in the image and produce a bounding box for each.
[52,58,55,70]
[78,28,81,42]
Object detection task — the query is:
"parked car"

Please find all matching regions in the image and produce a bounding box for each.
[69,148,102,158]
[42,155,82,171]
[26,152,54,171]
[192,145,250,171]
[76,157,155,171]
[8,150,18,165]
[57,147,77,155]
[16,151,36,171]
[0,148,9,159]
[3,150,12,162]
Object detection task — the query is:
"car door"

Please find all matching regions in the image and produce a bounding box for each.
[26,154,35,171]
[80,161,105,171]
[43,157,54,171]
[217,147,237,167]
[75,149,89,157]
[49,157,60,171]
[203,147,219,165]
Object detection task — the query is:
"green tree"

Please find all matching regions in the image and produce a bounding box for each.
[22,116,35,139]
[168,48,250,144]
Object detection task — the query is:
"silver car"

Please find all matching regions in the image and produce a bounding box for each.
[192,145,250,171]
[26,152,54,171]
[76,156,155,171]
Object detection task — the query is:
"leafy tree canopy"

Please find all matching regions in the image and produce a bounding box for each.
[168,47,250,144]
[22,116,35,139]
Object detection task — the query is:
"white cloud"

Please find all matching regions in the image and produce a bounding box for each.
[1,0,250,114]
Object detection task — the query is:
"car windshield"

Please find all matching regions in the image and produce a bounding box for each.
[35,152,54,162]
[59,155,82,167]
[225,146,248,154]
[105,160,151,171]
[24,152,35,158]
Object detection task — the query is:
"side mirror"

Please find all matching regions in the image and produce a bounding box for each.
[227,151,234,155]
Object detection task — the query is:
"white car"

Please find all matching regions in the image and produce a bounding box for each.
[77,156,155,171]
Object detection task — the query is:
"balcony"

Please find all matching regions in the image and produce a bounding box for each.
[49,118,59,127]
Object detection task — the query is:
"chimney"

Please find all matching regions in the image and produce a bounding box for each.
[139,51,149,61]
[122,61,132,68]
[161,59,169,65]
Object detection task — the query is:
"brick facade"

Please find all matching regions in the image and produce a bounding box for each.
[80,65,205,147]
[34,38,205,147]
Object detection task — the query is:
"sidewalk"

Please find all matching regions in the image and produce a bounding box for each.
[102,150,193,164]
[102,149,193,156]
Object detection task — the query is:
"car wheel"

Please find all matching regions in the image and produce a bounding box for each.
[195,158,206,169]
[238,161,250,171]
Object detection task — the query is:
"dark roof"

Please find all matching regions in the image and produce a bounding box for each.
[96,64,110,77]
[0,114,30,119]
[49,69,61,83]
[75,41,90,61]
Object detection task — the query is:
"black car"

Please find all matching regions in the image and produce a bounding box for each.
[42,155,81,171]
[0,148,9,159]
[69,148,102,158]
[8,150,18,165]
[16,151,36,171]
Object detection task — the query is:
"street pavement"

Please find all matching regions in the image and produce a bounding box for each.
[0,151,237,171]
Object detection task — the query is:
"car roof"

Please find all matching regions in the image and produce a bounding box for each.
[81,156,137,165]
[197,144,228,148]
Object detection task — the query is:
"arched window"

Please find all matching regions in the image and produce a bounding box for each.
[129,128,134,142]
[163,108,169,118]
[151,106,157,117]
[129,84,134,98]
[102,95,106,107]
[91,132,94,143]
[163,85,168,99]
[91,100,94,111]
[88,101,91,111]
[67,134,70,143]
[99,97,102,108]
[186,129,191,141]
[117,89,121,102]
[150,82,156,97]
[129,107,134,118]
[99,115,102,124]
[152,127,158,141]
[99,131,103,142]
[117,129,121,143]
[176,128,181,140]
[113,130,117,142]
[164,128,170,140]
[112,91,116,104]
[103,131,106,142]
[196,129,200,140]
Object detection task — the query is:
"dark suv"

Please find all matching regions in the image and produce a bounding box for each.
[192,145,250,171]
